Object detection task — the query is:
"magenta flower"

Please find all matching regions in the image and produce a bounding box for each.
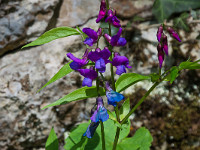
[162,34,168,56]
[104,27,126,47]
[66,49,89,70]
[82,28,99,46]
[157,44,164,68]
[88,47,111,73]
[112,53,131,75]
[105,82,125,106]
[96,0,107,23]
[78,68,98,87]
[90,97,109,123]
[105,9,121,28]
[167,27,181,42]
[157,25,163,42]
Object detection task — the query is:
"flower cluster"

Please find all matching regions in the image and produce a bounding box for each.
[156,25,181,68]
[66,0,129,138]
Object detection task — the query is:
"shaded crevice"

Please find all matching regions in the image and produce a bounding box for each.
[45,0,64,31]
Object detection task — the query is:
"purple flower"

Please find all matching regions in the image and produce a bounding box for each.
[78,68,98,87]
[96,0,107,23]
[105,9,121,28]
[157,44,164,68]
[112,53,131,75]
[167,27,181,42]
[157,25,163,42]
[106,82,125,106]
[88,47,111,73]
[82,28,99,46]
[83,121,99,138]
[104,27,126,47]
[91,97,109,122]
[162,34,168,56]
[66,49,89,70]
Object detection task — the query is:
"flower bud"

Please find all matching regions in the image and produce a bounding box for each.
[157,25,163,42]
[162,34,168,56]
[167,27,181,42]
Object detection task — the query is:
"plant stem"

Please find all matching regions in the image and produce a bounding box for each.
[121,75,168,125]
[112,127,120,150]
[100,121,106,150]
[105,0,121,149]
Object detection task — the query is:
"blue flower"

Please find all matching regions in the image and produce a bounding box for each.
[83,97,109,138]
[105,82,125,106]
[90,97,109,122]
[88,47,111,73]
[83,122,100,138]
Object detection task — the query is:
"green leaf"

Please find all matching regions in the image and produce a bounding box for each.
[42,86,105,109]
[117,127,153,150]
[174,13,190,32]
[22,27,80,48]
[45,128,59,150]
[150,73,160,82]
[120,98,130,120]
[37,62,73,92]
[107,110,122,129]
[170,66,179,84]
[179,59,200,70]
[64,119,130,150]
[115,73,150,93]
[76,26,88,40]
[152,0,200,22]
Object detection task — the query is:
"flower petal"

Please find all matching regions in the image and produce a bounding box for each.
[95,58,106,73]
[83,122,100,138]
[116,65,126,75]
[78,69,98,80]
[112,55,129,67]
[117,37,126,46]
[106,90,125,106]
[100,47,111,60]
[82,28,98,41]
[82,77,93,87]
[84,37,94,46]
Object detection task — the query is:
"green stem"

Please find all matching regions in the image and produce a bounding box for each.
[105,0,121,149]
[100,121,106,150]
[121,75,168,125]
[112,127,120,150]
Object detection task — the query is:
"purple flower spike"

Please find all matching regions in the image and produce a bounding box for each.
[162,34,168,56]
[105,82,125,106]
[167,27,181,42]
[83,28,98,46]
[88,47,111,73]
[157,44,165,68]
[67,52,88,70]
[96,0,106,23]
[157,25,163,42]
[112,53,131,75]
[105,9,121,28]
[78,69,98,87]
[91,97,109,122]
[83,122,100,138]
[110,28,127,47]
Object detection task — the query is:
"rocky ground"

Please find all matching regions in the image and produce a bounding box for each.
[0,0,199,150]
